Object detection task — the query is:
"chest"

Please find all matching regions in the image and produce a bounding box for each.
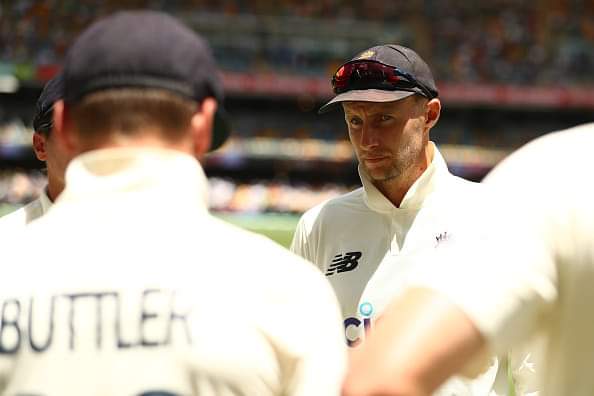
[315,208,459,343]
[318,208,453,286]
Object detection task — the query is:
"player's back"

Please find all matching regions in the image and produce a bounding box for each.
[0,148,346,396]
[484,123,594,396]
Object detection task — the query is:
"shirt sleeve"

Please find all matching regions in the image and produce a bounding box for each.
[290,212,317,267]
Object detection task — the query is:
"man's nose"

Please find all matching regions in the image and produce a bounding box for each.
[360,123,380,148]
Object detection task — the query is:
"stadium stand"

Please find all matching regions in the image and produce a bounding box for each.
[2,0,594,217]
[2,0,594,83]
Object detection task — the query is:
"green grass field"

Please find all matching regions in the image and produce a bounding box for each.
[1,204,299,249]
[215,212,299,248]
[0,204,17,217]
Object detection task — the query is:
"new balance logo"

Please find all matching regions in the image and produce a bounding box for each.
[326,252,362,276]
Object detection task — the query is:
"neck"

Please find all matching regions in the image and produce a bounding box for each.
[46,180,62,202]
[375,143,434,208]
[80,133,194,153]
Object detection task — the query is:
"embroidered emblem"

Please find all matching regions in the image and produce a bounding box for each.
[356,50,375,60]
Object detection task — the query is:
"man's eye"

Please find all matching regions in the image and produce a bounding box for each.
[380,115,393,122]
[349,117,362,126]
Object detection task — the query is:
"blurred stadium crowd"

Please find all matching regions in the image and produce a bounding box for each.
[2,0,594,213]
[2,0,594,84]
[0,169,350,214]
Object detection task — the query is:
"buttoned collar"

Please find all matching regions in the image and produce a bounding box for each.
[360,142,450,213]
[58,147,209,210]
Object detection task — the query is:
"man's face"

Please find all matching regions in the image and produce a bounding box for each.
[343,97,429,183]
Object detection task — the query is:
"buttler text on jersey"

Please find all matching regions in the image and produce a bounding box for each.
[0,288,192,354]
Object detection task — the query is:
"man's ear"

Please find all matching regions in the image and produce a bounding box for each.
[32,132,48,161]
[425,98,441,130]
[191,97,217,158]
[52,100,78,155]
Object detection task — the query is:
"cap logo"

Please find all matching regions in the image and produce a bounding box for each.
[356,50,375,60]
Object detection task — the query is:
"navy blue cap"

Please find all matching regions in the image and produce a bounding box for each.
[32,73,64,134]
[319,44,438,113]
[63,10,230,151]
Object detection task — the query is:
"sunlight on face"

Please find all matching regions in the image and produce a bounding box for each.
[342,97,428,183]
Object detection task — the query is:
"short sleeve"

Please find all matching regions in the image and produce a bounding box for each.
[290,212,320,268]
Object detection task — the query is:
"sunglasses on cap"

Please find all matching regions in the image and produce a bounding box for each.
[331,60,435,99]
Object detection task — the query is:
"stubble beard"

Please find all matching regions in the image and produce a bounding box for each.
[364,160,403,182]
[364,143,418,183]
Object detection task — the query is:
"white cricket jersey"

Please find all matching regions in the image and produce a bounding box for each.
[0,147,346,396]
[0,189,52,232]
[291,143,499,395]
[411,124,594,396]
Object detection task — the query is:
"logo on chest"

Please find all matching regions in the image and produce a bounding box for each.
[325,251,362,276]
[434,231,450,247]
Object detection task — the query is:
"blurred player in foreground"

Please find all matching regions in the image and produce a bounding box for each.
[343,123,594,396]
[291,44,502,395]
[0,11,346,395]
[0,74,69,229]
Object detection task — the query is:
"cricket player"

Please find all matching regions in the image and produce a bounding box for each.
[0,74,68,229]
[290,44,501,395]
[342,123,594,396]
[0,11,346,395]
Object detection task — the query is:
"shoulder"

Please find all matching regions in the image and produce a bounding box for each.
[207,215,325,278]
[486,123,594,187]
[446,172,483,192]
[482,124,593,226]
[0,206,27,229]
[214,217,341,309]
[431,171,490,209]
[0,199,42,233]
[297,187,366,230]
[0,204,45,276]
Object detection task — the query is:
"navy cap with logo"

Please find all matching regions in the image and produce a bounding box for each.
[62,10,230,151]
[319,44,439,113]
[32,73,64,134]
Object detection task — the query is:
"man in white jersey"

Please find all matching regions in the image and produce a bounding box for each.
[290,44,501,395]
[0,74,69,229]
[0,11,346,395]
[342,124,594,396]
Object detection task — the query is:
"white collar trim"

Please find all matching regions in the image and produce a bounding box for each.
[360,142,450,212]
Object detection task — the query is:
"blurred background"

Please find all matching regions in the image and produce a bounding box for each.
[2,0,594,247]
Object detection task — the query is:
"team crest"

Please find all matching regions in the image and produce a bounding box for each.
[356,50,375,59]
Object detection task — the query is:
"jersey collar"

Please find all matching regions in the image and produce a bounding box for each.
[360,142,450,212]
[59,147,209,211]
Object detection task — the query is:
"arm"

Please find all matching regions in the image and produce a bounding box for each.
[342,288,487,396]
[289,214,312,261]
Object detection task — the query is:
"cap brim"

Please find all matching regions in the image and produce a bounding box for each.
[210,106,231,152]
[318,89,416,114]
